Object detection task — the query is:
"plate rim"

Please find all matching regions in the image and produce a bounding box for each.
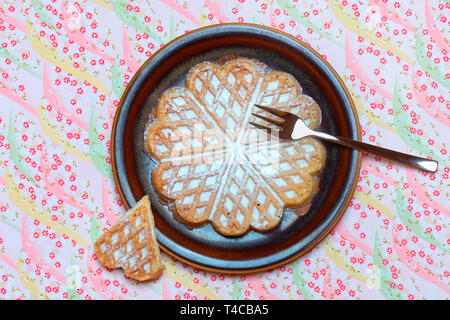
[111,23,362,274]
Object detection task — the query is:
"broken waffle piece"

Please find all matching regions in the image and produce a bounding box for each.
[94,195,164,281]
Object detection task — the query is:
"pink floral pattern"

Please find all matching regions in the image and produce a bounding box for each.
[0,0,448,300]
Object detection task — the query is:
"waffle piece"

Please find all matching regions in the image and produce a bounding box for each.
[94,196,164,281]
[152,154,228,227]
[146,87,227,160]
[210,161,284,236]
[248,71,322,132]
[145,57,326,236]
[244,137,326,208]
[185,59,261,137]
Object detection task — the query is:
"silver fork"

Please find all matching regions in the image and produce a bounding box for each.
[250,104,438,173]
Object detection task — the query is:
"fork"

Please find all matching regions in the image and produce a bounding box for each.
[250,104,438,173]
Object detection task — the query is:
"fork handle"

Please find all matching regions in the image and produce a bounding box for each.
[312,131,438,173]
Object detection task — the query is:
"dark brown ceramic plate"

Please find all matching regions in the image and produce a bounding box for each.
[111,24,361,274]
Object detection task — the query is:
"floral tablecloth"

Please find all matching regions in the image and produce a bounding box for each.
[0,0,448,300]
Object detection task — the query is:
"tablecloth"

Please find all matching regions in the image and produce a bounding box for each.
[0,0,448,300]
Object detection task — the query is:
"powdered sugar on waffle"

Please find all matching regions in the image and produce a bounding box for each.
[94,196,164,281]
[145,57,326,236]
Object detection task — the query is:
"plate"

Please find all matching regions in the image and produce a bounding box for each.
[111,24,361,274]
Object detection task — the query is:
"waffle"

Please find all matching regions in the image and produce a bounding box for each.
[145,57,326,236]
[94,196,164,281]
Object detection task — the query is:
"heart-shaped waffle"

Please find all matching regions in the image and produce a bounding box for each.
[94,196,164,281]
[145,57,326,236]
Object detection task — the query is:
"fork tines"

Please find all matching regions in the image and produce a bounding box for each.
[250,104,286,132]
[253,104,287,118]
[251,112,284,127]
[248,121,274,135]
